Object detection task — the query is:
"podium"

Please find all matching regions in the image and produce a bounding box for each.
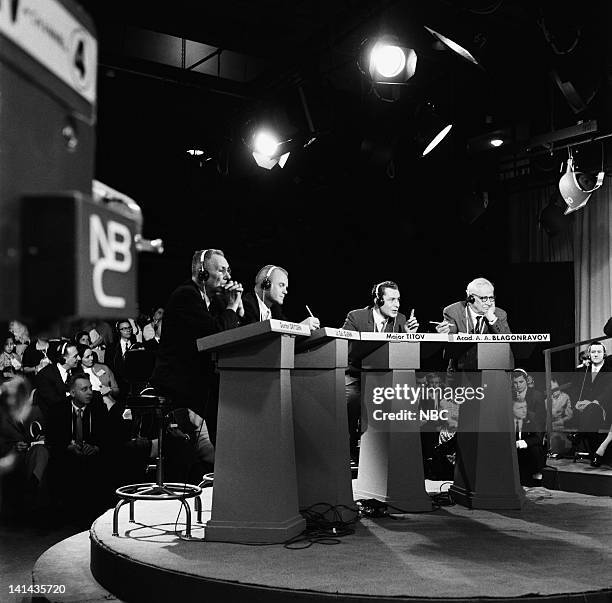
[447,334,549,509]
[197,319,310,543]
[292,327,357,515]
[352,333,438,512]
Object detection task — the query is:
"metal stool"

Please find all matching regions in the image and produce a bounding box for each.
[112,391,203,537]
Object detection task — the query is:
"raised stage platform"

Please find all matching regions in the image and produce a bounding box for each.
[33,481,612,603]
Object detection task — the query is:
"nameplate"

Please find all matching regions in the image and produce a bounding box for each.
[268,319,311,336]
[310,327,360,340]
[449,333,551,342]
[360,332,450,342]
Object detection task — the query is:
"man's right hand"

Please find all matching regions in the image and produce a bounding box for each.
[435,320,452,334]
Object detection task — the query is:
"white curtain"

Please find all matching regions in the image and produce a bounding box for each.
[574,177,612,342]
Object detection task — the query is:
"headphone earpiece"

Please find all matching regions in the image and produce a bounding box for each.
[372,282,385,307]
[466,294,475,305]
[198,249,210,283]
[261,265,276,291]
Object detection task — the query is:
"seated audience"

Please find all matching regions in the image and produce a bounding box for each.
[8,320,30,359]
[46,374,112,517]
[1,333,23,382]
[76,345,120,413]
[0,377,49,518]
[548,379,573,455]
[573,342,611,458]
[21,330,52,387]
[74,330,92,348]
[35,340,80,420]
[513,400,546,486]
[512,369,546,432]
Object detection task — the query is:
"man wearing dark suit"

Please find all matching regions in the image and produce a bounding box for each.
[104,320,138,400]
[151,248,244,444]
[512,369,546,432]
[46,374,112,514]
[240,264,320,328]
[35,341,80,420]
[435,277,511,370]
[341,281,419,460]
[513,400,546,486]
[574,342,612,465]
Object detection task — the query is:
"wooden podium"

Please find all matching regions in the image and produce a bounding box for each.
[292,327,357,516]
[447,334,550,509]
[197,319,310,543]
[352,333,441,512]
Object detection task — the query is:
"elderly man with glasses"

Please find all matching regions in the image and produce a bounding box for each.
[434,277,511,372]
[435,277,510,336]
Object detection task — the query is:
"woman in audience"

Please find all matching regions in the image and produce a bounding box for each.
[75,330,92,348]
[76,344,120,412]
[8,320,29,359]
[0,333,23,382]
[21,331,52,386]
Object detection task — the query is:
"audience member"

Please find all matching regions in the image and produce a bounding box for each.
[573,342,611,459]
[513,400,546,486]
[548,379,573,455]
[21,330,52,386]
[8,321,30,359]
[512,369,546,432]
[0,377,49,517]
[74,330,92,348]
[77,345,120,413]
[104,320,138,400]
[241,265,320,329]
[46,374,112,517]
[1,333,23,382]
[35,340,80,420]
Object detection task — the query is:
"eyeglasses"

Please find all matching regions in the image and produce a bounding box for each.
[472,294,495,303]
[119,326,132,331]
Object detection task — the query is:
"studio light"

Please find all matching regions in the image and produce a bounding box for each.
[425,26,481,67]
[359,36,417,84]
[251,129,291,170]
[416,104,453,156]
[490,138,504,148]
[558,149,604,214]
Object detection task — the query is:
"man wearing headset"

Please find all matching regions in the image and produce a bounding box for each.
[152,249,244,427]
[434,277,510,336]
[240,264,320,329]
[341,281,419,462]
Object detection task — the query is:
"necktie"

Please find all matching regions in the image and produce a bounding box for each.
[75,408,84,444]
[475,316,482,333]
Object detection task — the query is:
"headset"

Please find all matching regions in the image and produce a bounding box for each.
[198,249,211,283]
[261,265,277,291]
[372,282,386,307]
[466,293,475,305]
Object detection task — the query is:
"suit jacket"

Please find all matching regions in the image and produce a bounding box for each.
[240,291,287,326]
[35,363,70,419]
[514,416,546,473]
[442,301,511,334]
[578,360,612,427]
[342,306,407,376]
[442,301,511,370]
[151,279,239,405]
[45,396,110,453]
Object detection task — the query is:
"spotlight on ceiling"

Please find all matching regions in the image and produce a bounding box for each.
[359,36,417,84]
[424,26,481,67]
[251,129,291,170]
[187,149,205,156]
[416,104,453,156]
[558,150,604,214]
[489,138,504,148]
